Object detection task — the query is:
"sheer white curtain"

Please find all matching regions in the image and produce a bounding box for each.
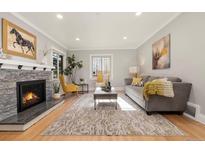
[102,57,111,75]
[91,55,111,78]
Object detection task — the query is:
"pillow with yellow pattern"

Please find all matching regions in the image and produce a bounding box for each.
[131,77,142,86]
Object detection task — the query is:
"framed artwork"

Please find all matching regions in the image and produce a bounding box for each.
[2,19,37,60]
[152,34,170,69]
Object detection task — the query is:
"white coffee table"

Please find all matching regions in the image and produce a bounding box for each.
[93,87,118,110]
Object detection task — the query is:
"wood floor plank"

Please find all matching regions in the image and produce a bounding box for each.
[0,94,205,141]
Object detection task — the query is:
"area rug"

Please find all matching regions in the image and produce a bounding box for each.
[42,94,184,136]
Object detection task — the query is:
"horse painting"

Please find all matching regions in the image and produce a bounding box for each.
[3,19,36,59]
[10,28,35,56]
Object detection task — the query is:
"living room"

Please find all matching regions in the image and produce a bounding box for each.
[0,0,205,152]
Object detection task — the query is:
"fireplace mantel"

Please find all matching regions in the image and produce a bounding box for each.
[0,59,54,71]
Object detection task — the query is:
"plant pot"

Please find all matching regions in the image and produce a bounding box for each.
[53,93,61,100]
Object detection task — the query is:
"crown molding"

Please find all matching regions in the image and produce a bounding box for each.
[135,12,182,50]
[69,47,137,51]
[10,12,68,50]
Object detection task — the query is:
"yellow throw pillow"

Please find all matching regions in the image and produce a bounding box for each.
[131,77,142,86]
[97,71,104,82]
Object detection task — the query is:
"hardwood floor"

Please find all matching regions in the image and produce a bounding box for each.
[0,94,205,141]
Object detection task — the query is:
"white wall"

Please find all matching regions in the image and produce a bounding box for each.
[137,13,205,114]
[69,49,137,89]
[0,13,67,66]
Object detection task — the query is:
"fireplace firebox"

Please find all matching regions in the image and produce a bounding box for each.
[16,80,46,112]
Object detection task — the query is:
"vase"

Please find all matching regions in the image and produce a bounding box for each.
[53,93,61,100]
[41,56,48,65]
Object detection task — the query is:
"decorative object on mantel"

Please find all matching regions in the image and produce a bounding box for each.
[0,47,9,59]
[0,48,4,59]
[40,45,51,65]
[2,18,37,60]
[152,34,170,69]
[64,54,83,83]
[53,82,61,100]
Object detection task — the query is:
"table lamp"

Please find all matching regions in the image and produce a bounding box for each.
[129,66,138,77]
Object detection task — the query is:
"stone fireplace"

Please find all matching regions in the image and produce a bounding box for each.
[16,80,46,112]
[0,69,53,121]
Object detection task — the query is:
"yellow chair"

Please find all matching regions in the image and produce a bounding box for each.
[96,71,106,87]
[59,74,79,94]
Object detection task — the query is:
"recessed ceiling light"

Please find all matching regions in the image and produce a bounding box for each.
[75,38,80,41]
[123,36,127,40]
[135,12,142,16]
[56,14,63,19]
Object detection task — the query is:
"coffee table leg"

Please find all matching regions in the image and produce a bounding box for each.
[94,99,96,110]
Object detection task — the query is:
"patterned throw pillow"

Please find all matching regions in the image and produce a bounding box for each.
[131,77,143,86]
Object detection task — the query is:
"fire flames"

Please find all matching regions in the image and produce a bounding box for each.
[23,92,39,104]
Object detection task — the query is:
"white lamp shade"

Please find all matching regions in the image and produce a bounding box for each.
[129,66,138,74]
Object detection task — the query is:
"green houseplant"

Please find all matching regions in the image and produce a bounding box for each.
[53,82,61,99]
[64,54,83,83]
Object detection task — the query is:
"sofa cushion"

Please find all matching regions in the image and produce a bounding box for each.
[166,77,182,82]
[147,76,182,82]
[124,78,133,85]
[148,76,160,82]
[141,75,150,84]
[126,85,144,100]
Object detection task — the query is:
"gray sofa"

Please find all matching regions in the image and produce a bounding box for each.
[124,75,192,115]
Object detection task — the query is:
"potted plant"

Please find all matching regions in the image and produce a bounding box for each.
[53,82,61,99]
[79,78,84,84]
[64,54,83,83]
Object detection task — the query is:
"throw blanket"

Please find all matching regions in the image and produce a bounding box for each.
[143,79,174,101]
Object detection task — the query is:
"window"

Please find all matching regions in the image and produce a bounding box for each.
[52,52,64,80]
[90,54,113,79]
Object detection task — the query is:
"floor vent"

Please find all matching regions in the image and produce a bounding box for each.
[185,103,197,118]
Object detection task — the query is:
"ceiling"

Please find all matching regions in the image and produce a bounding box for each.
[17,12,180,50]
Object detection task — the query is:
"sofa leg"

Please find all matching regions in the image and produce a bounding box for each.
[177,111,183,115]
[146,111,152,116]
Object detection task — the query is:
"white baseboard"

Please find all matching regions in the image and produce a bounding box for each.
[196,113,205,125]
[183,113,196,120]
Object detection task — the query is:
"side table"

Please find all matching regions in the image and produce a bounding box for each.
[78,83,89,94]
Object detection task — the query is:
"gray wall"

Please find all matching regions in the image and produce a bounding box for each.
[136,13,205,114]
[0,13,67,65]
[69,49,137,89]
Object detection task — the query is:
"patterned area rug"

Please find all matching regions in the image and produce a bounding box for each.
[42,94,184,136]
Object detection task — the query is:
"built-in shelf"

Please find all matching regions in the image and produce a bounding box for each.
[0,59,54,71]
